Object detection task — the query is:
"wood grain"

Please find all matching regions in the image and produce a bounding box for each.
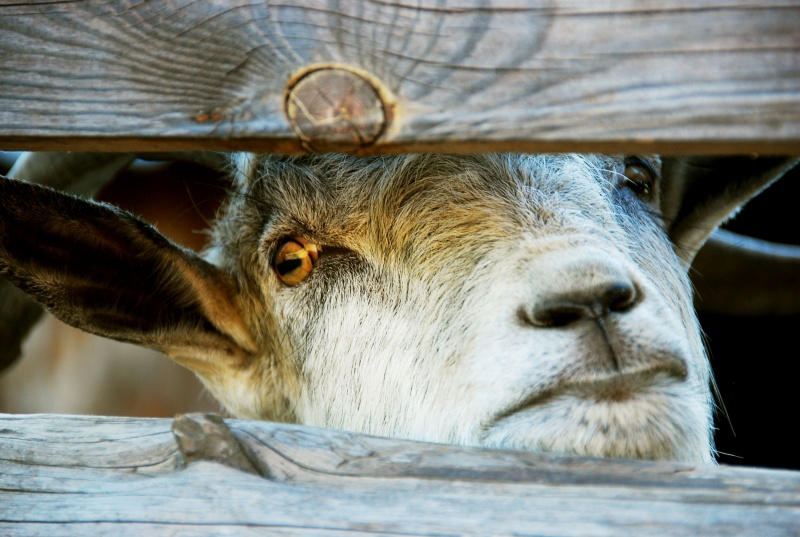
[1,413,798,536]
[0,1,798,154]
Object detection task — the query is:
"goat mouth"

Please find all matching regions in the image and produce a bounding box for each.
[490,362,688,425]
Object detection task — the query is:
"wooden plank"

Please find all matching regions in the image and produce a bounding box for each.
[1,413,798,536]
[0,0,798,155]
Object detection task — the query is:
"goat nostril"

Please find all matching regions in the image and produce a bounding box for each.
[605,281,638,314]
[530,302,587,328]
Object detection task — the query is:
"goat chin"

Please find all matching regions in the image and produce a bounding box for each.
[479,384,713,463]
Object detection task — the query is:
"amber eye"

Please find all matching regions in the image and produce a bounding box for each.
[273,239,320,286]
[622,160,656,200]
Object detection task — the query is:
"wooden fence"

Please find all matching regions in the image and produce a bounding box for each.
[1,0,799,155]
[2,413,799,535]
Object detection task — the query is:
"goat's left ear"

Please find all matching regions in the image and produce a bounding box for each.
[660,156,799,265]
[0,175,257,376]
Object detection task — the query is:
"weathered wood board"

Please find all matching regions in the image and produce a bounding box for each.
[1,0,798,154]
[1,413,798,536]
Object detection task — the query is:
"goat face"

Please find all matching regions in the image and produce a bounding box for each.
[3,152,792,463]
[204,153,710,462]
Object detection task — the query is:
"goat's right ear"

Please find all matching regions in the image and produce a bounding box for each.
[0,175,257,376]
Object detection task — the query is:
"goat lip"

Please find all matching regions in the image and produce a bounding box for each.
[493,365,687,423]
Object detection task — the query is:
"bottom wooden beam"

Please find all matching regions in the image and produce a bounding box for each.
[0,413,798,536]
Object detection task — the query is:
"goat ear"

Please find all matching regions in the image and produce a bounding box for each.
[0,175,257,377]
[660,156,799,265]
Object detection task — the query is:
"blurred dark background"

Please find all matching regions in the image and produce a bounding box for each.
[696,165,800,471]
[0,152,797,471]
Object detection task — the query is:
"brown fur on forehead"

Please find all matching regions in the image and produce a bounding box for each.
[243,154,632,265]
[239,155,511,267]
[360,153,636,270]
[247,154,374,243]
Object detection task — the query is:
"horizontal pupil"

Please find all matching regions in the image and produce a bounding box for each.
[276,257,304,275]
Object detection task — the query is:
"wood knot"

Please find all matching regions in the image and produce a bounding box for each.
[171,413,262,476]
[285,66,390,152]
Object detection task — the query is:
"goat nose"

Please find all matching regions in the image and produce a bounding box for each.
[525,252,643,328]
[529,278,639,328]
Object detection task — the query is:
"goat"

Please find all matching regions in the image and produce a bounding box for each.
[0,152,795,463]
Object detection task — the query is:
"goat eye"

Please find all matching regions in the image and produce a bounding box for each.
[273,239,320,286]
[622,160,655,200]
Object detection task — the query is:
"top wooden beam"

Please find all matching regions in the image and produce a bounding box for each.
[0,0,798,155]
